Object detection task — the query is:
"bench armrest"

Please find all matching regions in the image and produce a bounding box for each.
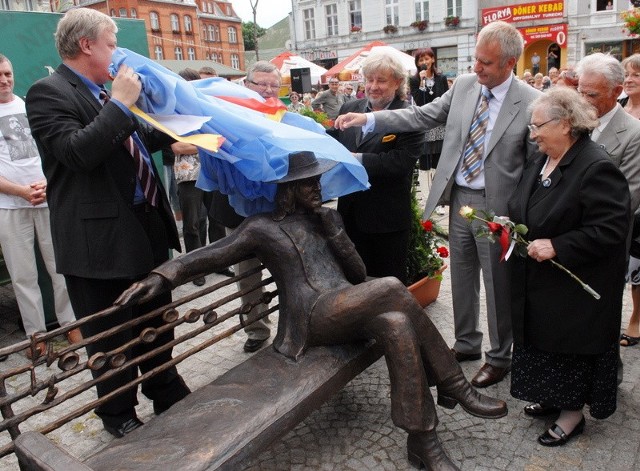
[14,431,93,471]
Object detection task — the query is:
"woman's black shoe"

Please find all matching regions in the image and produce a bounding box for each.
[538,416,585,447]
[524,402,561,417]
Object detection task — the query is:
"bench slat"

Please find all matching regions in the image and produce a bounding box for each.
[85,342,382,471]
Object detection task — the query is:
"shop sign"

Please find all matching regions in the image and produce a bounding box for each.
[481,1,564,26]
[519,23,568,48]
[300,50,337,61]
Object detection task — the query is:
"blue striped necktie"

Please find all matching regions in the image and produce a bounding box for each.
[460,88,492,183]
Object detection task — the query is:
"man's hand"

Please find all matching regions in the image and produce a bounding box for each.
[27,180,46,205]
[171,142,198,155]
[111,65,142,108]
[527,239,556,262]
[334,112,367,130]
[114,273,168,308]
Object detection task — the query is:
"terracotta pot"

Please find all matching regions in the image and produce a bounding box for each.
[407,265,447,308]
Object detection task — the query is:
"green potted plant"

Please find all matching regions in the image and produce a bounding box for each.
[383,24,398,34]
[411,20,428,31]
[444,15,460,27]
[406,185,448,307]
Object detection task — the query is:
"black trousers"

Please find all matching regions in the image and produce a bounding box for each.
[343,219,410,285]
[64,206,187,426]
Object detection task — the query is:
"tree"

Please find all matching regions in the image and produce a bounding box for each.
[242,21,266,52]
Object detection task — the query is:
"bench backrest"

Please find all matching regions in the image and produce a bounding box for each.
[0,265,277,467]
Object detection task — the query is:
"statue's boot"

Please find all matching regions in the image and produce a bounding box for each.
[407,430,459,471]
[436,372,508,419]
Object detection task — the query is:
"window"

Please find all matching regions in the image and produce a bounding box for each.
[110,9,115,16]
[25,0,34,11]
[207,25,215,41]
[349,1,362,29]
[187,47,196,60]
[184,16,192,32]
[596,0,614,11]
[214,25,221,41]
[228,26,237,43]
[175,47,183,60]
[385,0,399,26]
[214,52,223,63]
[150,12,160,30]
[171,14,180,32]
[119,8,127,18]
[231,54,240,69]
[130,8,137,18]
[154,46,164,60]
[0,0,9,11]
[326,4,338,36]
[303,8,315,40]
[415,1,429,21]
[446,0,461,17]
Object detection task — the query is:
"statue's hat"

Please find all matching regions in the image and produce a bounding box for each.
[272,151,338,183]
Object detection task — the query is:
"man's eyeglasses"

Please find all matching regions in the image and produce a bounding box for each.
[527,118,557,134]
[248,80,280,90]
[329,81,339,85]
[577,88,599,99]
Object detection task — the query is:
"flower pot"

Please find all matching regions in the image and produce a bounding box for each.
[408,265,447,308]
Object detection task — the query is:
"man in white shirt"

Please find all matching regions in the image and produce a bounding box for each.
[0,54,80,360]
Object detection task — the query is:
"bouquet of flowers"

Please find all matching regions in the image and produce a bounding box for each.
[459,206,600,299]
[299,108,335,129]
[621,8,640,36]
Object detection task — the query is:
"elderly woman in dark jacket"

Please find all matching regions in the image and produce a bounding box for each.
[508,87,630,446]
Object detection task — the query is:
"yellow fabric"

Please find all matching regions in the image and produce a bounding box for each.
[130,106,225,152]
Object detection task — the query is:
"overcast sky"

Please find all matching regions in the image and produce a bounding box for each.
[230,0,292,28]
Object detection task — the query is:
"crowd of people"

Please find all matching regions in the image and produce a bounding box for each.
[1,6,639,470]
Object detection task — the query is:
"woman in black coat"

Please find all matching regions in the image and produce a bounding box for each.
[507,87,630,446]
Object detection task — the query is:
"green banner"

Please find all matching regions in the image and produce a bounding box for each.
[0,11,149,97]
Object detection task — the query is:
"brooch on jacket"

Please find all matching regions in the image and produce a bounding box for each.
[382,134,397,143]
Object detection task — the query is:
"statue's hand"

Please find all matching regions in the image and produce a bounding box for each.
[314,206,341,237]
[114,273,167,308]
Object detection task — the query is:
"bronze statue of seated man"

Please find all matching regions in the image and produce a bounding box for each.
[116,151,507,471]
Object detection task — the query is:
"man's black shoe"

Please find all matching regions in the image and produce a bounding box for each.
[216,268,234,277]
[450,348,482,362]
[244,338,267,353]
[104,418,143,438]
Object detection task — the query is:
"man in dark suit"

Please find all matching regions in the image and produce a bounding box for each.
[25,8,189,438]
[335,21,541,388]
[331,52,424,284]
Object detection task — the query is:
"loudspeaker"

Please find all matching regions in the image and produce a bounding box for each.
[290,67,312,94]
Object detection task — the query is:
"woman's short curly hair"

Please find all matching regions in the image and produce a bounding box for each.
[529,87,599,139]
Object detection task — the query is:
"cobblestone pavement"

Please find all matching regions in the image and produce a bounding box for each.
[1,171,639,470]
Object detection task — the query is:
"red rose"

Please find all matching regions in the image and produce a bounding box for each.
[437,246,449,258]
[422,220,433,231]
[486,222,502,234]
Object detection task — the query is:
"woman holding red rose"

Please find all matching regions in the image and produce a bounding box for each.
[507,87,630,446]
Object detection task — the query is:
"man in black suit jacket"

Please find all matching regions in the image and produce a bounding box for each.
[331,52,424,284]
[25,8,189,438]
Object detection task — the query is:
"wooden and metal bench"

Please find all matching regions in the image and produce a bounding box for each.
[0,265,382,470]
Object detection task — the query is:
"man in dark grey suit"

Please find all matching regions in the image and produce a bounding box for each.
[25,8,189,438]
[576,53,640,213]
[331,52,424,284]
[335,21,541,387]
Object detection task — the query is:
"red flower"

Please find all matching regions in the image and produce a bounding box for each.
[486,221,502,234]
[422,220,433,231]
[437,246,449,258]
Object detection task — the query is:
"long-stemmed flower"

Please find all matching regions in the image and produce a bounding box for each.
[459,206,601,300]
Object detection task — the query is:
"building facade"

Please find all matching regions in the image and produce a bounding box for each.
[290,0,640,80]
[74,0,245,70]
